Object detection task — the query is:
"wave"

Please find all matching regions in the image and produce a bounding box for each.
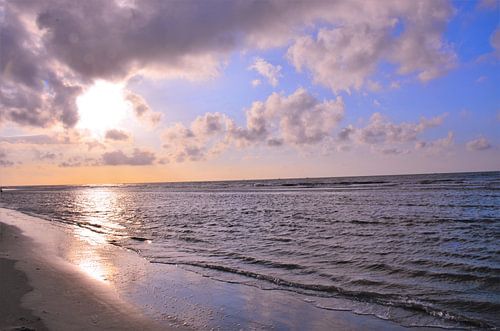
[149,259,496,329]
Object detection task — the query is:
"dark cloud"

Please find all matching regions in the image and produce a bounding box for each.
[2,0,457,130]
[102,148,156,166]
[267,138,284,147]
[105,129,131,141]
[58,156,99,167]
[0,151,15,167]
[0,3,83,128]
[28,0,329,80]
[125,91,162,126]
[35,151,58,160]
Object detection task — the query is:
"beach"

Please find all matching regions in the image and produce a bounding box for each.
[0,210,174,331]
[0,206,447,331]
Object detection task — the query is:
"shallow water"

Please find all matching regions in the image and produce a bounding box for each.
[2,172,499,329]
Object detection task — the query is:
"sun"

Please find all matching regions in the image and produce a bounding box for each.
[76,81,130,136]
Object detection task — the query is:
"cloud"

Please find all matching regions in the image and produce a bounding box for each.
[34,150,59,161]
[101,148,156,166]
[161,88,344,162]
[162,113,231,162]
[415,131,454,154]
[125,91,162,126]
[0,151,15,167]
[466,137,492,151]
[477,0,499,10]
[490,28,500,57]
[287,1,456,93]
[375,147,409,155]
[334,112,448,154]
[0,3,84,128]
[58,156,99,168]
[355,112,446,145]
[105,129,131,141]
[226,88,344,146]
[0,134,66,145]
[476,76,487,83]
[249,58,282,87]
[2,0,459,130]
[251,79,261,87]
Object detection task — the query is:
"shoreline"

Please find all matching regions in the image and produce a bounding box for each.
[1,207,447,330]
[0,209,179,331]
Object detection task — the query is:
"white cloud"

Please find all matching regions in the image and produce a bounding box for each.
[161,88,344,162]
[415,131,454,154]
[125,91,162,126]
[355,112,446,145]
[251,79,262,87]
[287,1,456,93]
[162,113,231,162]
[249,58,282,87]
[334,112,448,155]
[230,88,344,146]
[466,137,492,151]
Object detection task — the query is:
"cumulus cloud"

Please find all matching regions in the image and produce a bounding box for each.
[125,91,162,126]
[161,88,344,162]
[249,58,282,87]
[466,137,492,151]
[334,112,448,154]
[237,88,344,146]
[355,112,446,145]
[287,1,456,93]
[162,113,231,162]
[102,148,156,166]
[105,129,131,141]
[415,131,454,154]
[2,0,459,130]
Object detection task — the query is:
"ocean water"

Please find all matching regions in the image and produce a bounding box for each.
[1,172,499,329]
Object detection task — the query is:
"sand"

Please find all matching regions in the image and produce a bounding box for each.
[0,255,48,331]
[0,220,177,331]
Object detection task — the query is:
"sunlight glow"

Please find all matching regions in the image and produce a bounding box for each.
[76,81,130,136]
[78,259,108,282]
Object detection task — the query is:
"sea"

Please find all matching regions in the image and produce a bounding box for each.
[1,171,499,330]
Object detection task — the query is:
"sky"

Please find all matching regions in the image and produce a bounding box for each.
[0,0,499,186]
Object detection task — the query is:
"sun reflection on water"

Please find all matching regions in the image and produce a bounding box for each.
[78,259,109,282]
[67,188,125,284]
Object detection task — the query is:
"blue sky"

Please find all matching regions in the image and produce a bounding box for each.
[0,0,498,185]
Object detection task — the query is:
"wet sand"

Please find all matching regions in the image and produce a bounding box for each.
[0,220,175,331]
[0,255,48,331]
